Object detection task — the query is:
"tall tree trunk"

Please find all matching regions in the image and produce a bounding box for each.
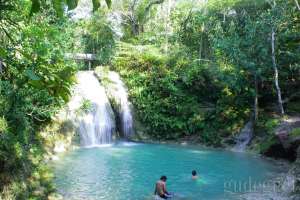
[254,73,259,122]
[271,28,285,115]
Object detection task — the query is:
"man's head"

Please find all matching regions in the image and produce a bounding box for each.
[192,170,197,176]
[160,175,167,182]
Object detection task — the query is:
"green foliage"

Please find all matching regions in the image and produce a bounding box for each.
[259,135,278,154]
[1,0,300,197]
[111,0,299,146]
[30,0,112,16]
[255,113,281,137]
[113,43,247,144]
[76,99,93,116]
[80,11,116,66]
[0,1,76,198]
[287,101,300,114]
[0,117,7,133]
[290,128,300,138]
[264,118,280,134]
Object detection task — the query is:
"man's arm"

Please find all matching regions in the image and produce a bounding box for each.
[163,183,169,195]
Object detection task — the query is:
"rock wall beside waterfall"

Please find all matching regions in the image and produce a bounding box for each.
[39,106,78,161]
[259,117,300,161]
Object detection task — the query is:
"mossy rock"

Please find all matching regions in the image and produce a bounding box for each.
[259,136,279,154]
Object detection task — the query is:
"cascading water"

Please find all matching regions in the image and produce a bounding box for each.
[94,69,135,138]
[232,121,253,152]
[106,71,134,138]
[68,0,93,20]
[70,71,116,146]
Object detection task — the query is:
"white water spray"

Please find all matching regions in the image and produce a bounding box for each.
[68,0,93,20]
[232,121,253,152]
[70,71,116,146]
[106,71,134,138]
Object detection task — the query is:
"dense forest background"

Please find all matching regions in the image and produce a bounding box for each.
[0,0,300,199]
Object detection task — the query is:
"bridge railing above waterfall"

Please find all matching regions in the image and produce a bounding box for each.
[65,53,99,70]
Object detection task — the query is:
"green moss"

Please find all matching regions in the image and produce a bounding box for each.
[0,116,8,133]
[265,118,280,133]
[76,99,93,116]
[259,136,279,153]
[290,128,300,138]
[256,114,281,136]
[287,101,300,113]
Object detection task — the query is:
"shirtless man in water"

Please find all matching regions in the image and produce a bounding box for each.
[154,176,171,199]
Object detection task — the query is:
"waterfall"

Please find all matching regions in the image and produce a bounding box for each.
[232,121,253,152]
[71,71,116,146]
[68,0,93,20]
[106,71,134,138]
[108,12,124,40]
[94,68,135,138]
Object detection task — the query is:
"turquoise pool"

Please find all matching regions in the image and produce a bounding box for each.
[52,143,283,200]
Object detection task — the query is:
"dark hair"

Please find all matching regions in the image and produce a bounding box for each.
[160,176,167,181]
[192,170,197,176]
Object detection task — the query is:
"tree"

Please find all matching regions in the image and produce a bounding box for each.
[268,0,285,115]
[30,0,112,16]
[121,0,165,36]
[271,27,285,115]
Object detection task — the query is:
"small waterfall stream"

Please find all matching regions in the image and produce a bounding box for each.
[74,71,116,146]
[232,121,254,152]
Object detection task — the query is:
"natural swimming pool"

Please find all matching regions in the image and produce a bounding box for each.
[52,142,284,200]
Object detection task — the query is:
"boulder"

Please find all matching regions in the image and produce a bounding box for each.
[275,117,300,149]
[262,116,300,162]
[282,146,300,199]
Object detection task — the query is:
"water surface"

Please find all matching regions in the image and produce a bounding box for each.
[52,143,283,200]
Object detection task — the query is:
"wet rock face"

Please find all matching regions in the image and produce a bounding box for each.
[263,117,300,162]
[295,147,300,187]
[263,143,297,162]
[289,146,300,199]
[276,118,300,149]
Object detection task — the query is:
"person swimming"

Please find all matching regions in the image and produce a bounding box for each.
[192,170,198,180]
[154,176,172,199]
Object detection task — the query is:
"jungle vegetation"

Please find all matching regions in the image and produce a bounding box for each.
[0,0,299,199]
